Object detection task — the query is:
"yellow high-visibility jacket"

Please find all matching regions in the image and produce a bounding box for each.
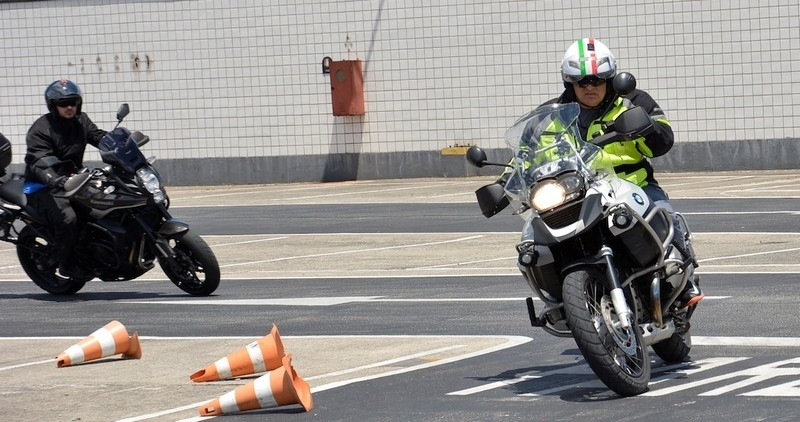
[543,89,674,187]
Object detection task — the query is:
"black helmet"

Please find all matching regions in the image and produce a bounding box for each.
[45,79,83,114]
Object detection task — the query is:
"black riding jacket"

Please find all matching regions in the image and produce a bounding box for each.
[24,112,107,186]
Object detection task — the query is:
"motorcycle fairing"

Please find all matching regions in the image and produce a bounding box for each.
[158,219,189,238]
[99,128,148,174]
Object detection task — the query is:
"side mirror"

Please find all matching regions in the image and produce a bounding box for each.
[612,72,637,96]
[116,103,130,122]
[613,106,653,139]
[466,145,488,168]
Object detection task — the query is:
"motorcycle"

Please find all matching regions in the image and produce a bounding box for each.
[0,104,221,296]
[466,73,699,396]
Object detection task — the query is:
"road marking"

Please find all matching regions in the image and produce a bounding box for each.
[694,336,800,347]
[212,236,289,247]
[699,247,800,263]
[646,357,800,397]
[219,235,486,268]
[118,296,729,306]
[685,211,800,215]
[170,182,464,206]
[304,345,466,381]
[119,296,385,306]
[0,358,54,372]
[110,335,532,422]
[447,357,747,396]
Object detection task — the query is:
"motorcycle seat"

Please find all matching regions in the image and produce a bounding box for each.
[0,177,26,207]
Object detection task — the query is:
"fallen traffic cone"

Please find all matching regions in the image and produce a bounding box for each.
[198,355,313,416]
[56,320,142,367]
[190,324,285,382]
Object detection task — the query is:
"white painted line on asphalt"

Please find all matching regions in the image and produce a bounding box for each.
[211,236,289,247]
[410,256,515,269]
[447,373,544,395]
[644,357,800,397]
[118,401,207,422]
[304,344,466,381]
[685,211,800,215]
[204,231,516,238]
[0,358,54,372]
[308,335,532,393]
[170,182,459,205]
[448,357,748,397]
[113,335,532,422]
[121,296,385,306]
[694,336,800,347]
[698,247,800,263]
[219,235,486,267]
[118,296,729,306]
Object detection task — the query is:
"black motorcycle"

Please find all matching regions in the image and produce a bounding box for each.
[0,104,221,296]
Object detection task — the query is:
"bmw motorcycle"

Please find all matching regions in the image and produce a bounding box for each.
[466,73,699,396]
[0,104,221,296]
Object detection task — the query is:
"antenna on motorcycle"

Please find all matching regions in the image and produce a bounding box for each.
[113,103,130,130]
[466,145,511,168]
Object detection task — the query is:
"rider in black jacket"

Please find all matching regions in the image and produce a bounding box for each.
[24,79,107,279]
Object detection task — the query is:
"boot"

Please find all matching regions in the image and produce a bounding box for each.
[678,274,704,308]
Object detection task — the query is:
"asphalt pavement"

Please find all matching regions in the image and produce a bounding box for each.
[1,170,799,421]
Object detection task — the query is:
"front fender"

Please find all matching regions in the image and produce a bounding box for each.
[158,219,189,239]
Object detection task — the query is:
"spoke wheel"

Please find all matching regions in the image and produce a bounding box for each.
[562,268,650,396]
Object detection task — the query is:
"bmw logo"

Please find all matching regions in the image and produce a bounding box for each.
[632,193,645,205]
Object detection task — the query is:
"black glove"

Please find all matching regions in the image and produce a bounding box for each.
[52,175,68,190]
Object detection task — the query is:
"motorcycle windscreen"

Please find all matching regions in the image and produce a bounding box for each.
[99,128,148,173]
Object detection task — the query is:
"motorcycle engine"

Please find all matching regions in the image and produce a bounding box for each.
[82,225,123,270]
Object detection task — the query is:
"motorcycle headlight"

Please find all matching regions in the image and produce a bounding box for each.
[136,167,166,203]
[529,173,584,213]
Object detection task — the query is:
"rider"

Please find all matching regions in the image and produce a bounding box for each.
[509,38,703,308]
[23,79,107,279]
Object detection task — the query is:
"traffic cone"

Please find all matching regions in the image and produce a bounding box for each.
[190,324,285,382]
[198,355,313,416]
[56,320,142,367]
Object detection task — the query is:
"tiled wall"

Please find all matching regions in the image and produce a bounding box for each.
[0,0,797,181]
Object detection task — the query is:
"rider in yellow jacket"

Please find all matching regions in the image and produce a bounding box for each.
[524,38,703,307]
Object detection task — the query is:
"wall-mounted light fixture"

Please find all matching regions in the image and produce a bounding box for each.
[321,56,332,74]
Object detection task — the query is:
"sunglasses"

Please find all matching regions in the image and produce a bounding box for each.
[574,77,606,88]
[55,100,79,107]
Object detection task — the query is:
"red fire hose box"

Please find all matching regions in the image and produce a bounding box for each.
[329,60,365,116]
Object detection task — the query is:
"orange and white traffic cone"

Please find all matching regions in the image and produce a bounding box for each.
[55,320,142,367]
[190,324,285,382]
[198,355,313,416]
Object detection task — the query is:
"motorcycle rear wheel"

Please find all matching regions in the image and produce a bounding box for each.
[159,231,220,296]
[16,225,87,295]
[652,330,692,363]
[563,268,650,396]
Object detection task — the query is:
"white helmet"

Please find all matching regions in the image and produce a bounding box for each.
[561,38,617,83]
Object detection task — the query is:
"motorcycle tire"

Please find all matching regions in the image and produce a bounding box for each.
[562,268,650,396]
[652,330,692,363]
[159,230,220,296]
[16,225,87,295]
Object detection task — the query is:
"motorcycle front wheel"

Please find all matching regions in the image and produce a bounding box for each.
[16,225,87,295]
[562,268,650,396]
[159,231,220,296]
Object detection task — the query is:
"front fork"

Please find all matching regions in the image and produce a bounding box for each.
[598,246,633,329]
[132,211,189,261]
